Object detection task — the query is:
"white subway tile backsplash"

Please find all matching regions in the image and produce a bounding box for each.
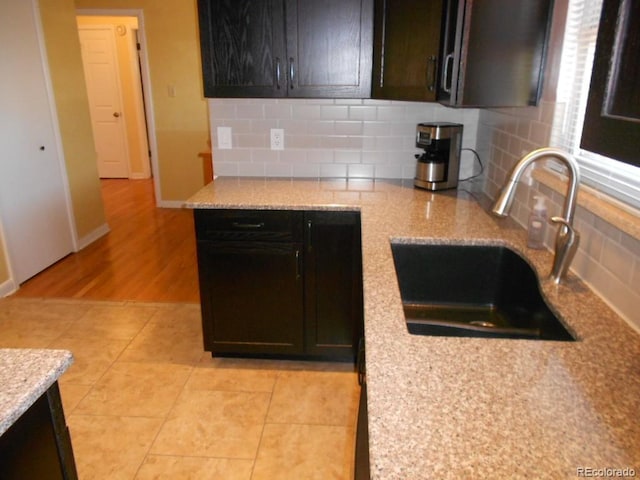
[348,164,374,179]
[335,121,363,136]
[236,104,265,119]
[334,150,362,164]
[375,164,405,179]
[292,104,321,119]
[306,150,333,164]
[214,162,239,176]
[264,103,292,119]
[601,239,633,282]
[237,162,265,176]
[265,163,293,177]
[363,122,390,136]
[349,106,377,121]
[321,105,349,120]
[251,149,279,163]
[292,163,320,177]
[320,164,348,177]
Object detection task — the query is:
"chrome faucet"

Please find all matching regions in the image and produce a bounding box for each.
[491,147,581,284]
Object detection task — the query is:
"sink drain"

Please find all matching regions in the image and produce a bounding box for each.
[469,320,497,328]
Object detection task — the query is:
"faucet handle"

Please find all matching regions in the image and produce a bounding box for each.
[549,216,580,284]
[550,216,575,234]
[550,216,570,226]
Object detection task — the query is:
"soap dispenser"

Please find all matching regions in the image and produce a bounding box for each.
[527,196,548,249]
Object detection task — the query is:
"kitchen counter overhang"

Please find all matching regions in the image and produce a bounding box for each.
[186,177,640,479]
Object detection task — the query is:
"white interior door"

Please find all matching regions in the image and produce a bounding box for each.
[0,0,75,284]
[79,26,130,178]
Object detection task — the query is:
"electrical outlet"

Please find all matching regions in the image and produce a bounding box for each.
[217,126,232,149]
[270,128,284,150]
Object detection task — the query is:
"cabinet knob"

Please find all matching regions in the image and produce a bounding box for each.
[113,112,121,118]
[39,146,45,151]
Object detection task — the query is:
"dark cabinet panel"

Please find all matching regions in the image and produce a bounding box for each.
[438,0,553,107]
[304,211,363,359]
[0,383,77,480]
[373,0,443,101]
[197,0,286,97]
[286,0,374,98]
[197,0,373,98]
[195,209,363,361]
[197,241,304,356]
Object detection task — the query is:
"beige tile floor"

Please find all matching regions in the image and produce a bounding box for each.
[0,298,359,479]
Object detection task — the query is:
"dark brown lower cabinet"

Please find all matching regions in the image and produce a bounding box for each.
[195,209,363,361]
[304,211,363,360]
[0,382,77,480]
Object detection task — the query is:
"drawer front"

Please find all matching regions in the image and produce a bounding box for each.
[194,209,303,242]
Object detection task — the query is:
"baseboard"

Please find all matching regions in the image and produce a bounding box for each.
[157,200,187,208]
[130,172,151,180]
[0,278,17,297]
[76,223,110,251]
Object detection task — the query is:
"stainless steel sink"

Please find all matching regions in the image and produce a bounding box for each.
[390,243,575,341]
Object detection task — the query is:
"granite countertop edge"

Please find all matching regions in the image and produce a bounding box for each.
[0,349,73,436]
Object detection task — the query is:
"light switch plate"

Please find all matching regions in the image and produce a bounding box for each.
[217,126,232,149]
[270,128,284,150]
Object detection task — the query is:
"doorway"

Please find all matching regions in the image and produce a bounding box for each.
[76,10,160,201]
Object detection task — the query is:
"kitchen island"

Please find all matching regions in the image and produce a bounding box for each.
[0,348,76,479]
[186,177,640,479]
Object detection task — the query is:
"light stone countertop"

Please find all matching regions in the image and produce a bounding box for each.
[186,177,640,479]
[0,348,73,436]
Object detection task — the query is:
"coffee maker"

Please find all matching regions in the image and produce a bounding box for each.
[414,122,463,191]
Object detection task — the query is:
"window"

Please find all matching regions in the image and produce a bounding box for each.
[551,0,640,210]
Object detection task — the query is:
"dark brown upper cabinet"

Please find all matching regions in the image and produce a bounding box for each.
[582,0,640,168]
[437,0,553,107]
[372,0,444,102]
[197,0,374,98]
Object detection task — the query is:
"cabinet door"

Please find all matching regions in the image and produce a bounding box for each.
[304,211,363,360]
[285,0,374,98]
[197,0,287,97]
[372,0,443,101]
[197,241,304,356]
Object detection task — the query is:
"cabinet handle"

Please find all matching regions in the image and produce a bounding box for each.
[275,57,281,89]
[307,220,313,250]
[426,55,437,92]
[231,222,265,229]
[289,57,295,89]
[295,249,301,280]
[442,53,454,94]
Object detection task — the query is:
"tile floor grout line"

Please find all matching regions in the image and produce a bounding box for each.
[248,375,277,480]
[134,355,198,478]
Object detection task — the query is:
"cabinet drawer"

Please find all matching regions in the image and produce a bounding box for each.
[194,209,303,242]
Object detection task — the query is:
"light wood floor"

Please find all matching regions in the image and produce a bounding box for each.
[12,179,199,303]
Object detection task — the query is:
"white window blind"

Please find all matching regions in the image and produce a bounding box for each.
[551,0,640,211]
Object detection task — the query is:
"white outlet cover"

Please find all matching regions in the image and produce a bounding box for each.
[270,128,284,150]
[217,126,232,149]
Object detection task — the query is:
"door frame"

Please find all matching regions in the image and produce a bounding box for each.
[76,8,160,204]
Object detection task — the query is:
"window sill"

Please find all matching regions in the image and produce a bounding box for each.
[532,167,640,241]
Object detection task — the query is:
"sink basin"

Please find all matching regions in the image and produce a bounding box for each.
[390,243,575,341]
